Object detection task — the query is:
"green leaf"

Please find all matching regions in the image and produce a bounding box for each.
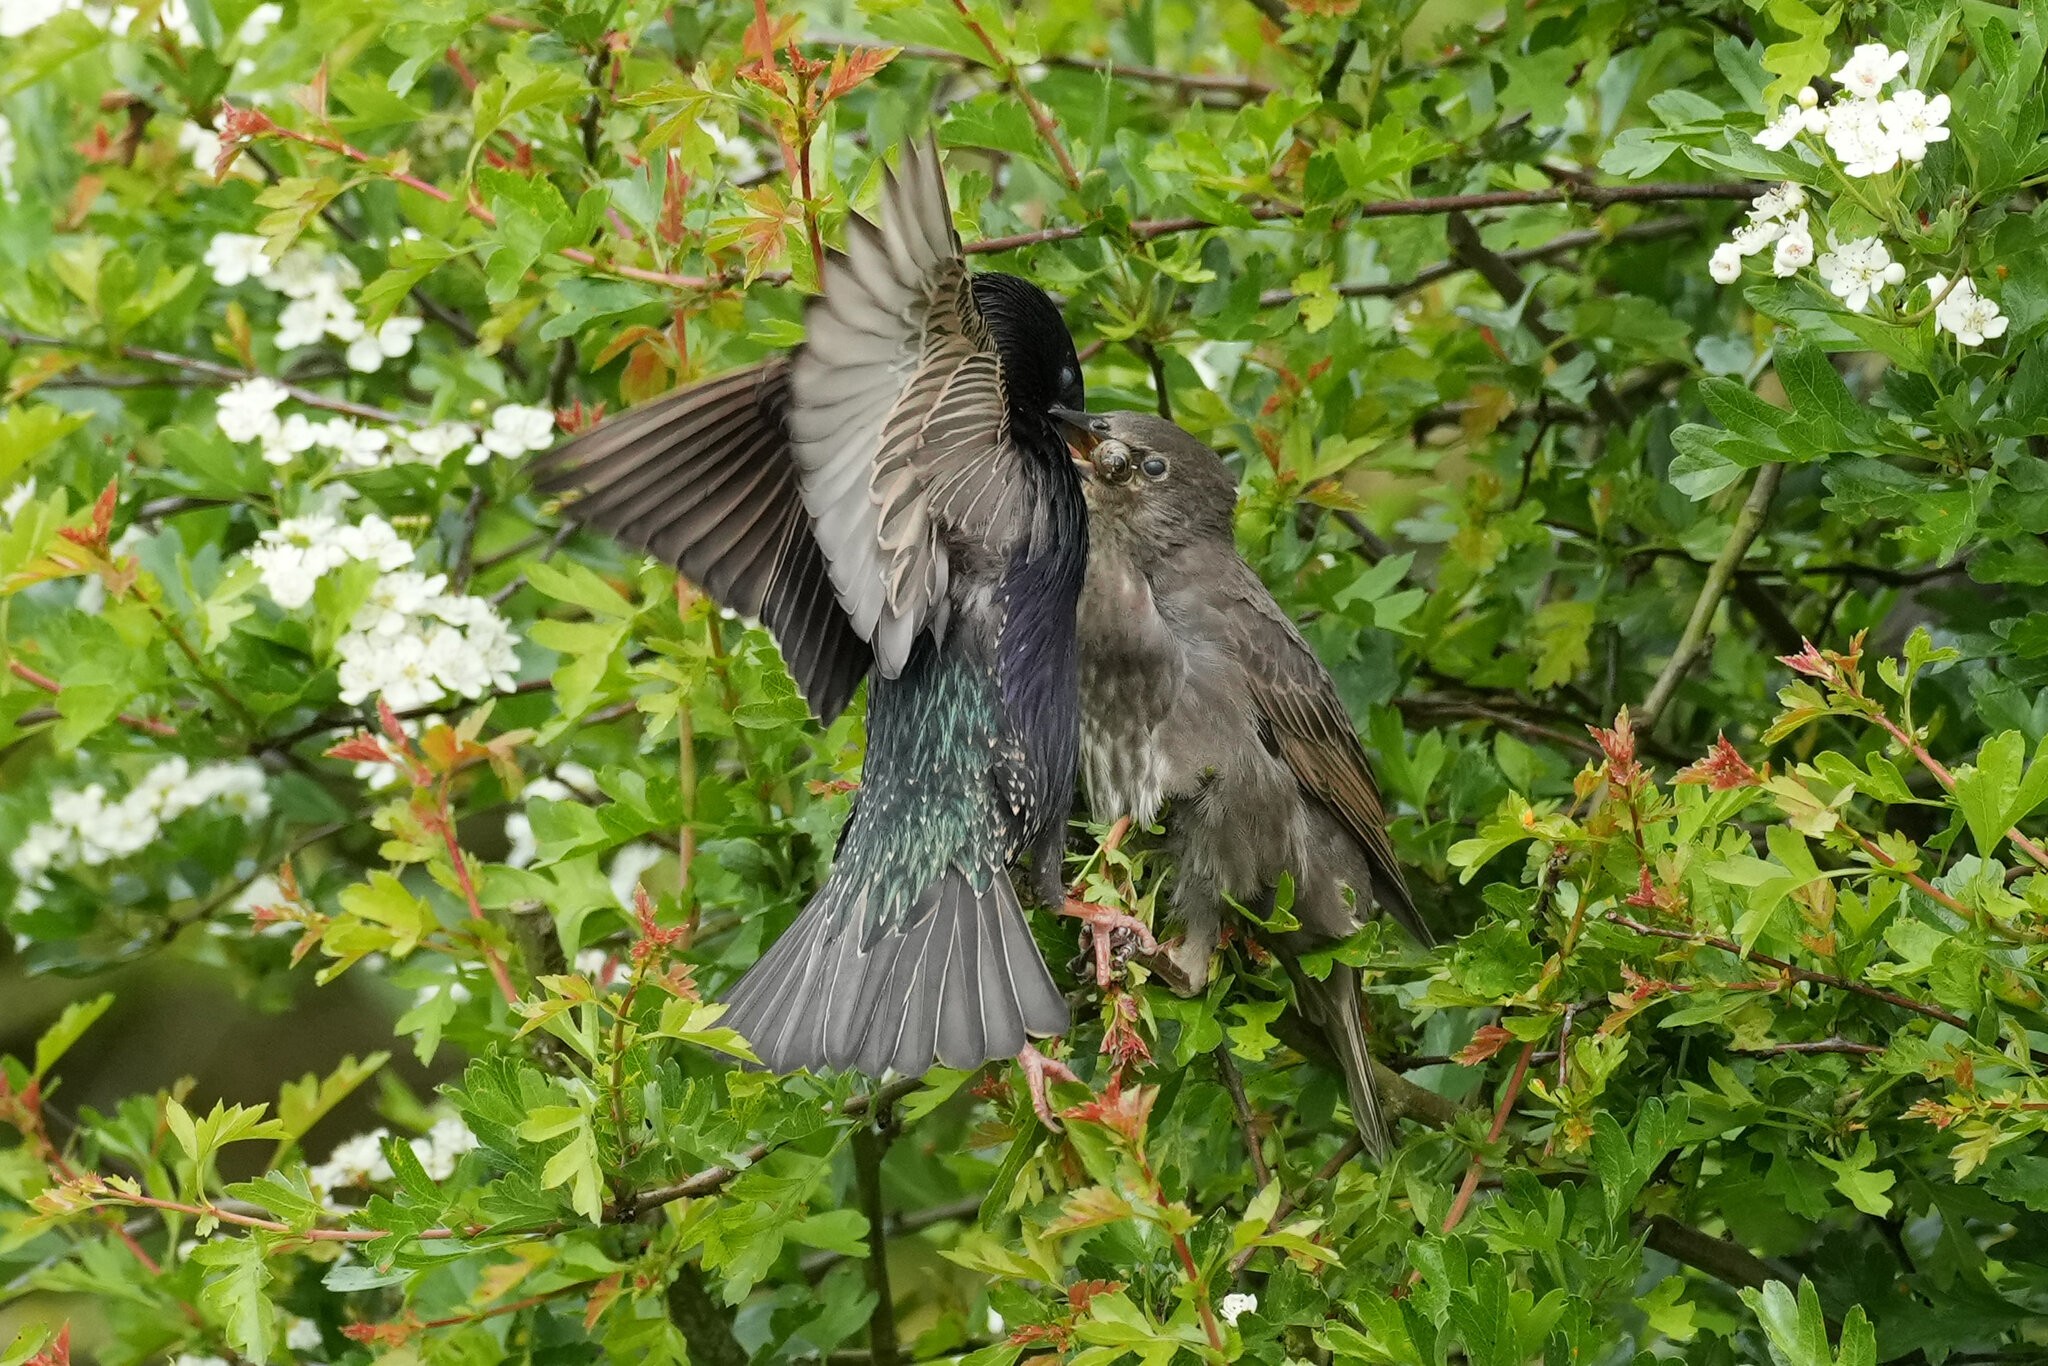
[31,992,112,1081]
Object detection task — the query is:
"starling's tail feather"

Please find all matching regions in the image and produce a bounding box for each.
[722,867,1067,1078]
[1290,963,1393,1162]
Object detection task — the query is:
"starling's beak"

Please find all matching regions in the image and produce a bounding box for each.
[1051,407,1101,472]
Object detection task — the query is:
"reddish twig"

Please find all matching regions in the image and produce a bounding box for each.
[1868,713,2048,873]
[8,660,177,737]
[433,789,519,1007]
[1437,1041,1536,1237]
[944,0,1082,189]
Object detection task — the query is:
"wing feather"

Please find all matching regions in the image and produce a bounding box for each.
[1226,576,1429,944]
[532,359,873,722]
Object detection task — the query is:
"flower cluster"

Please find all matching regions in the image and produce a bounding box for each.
[1219,1291,1258,1326]
[335,574,521,710]
[212,375,555,471]
[9,759,271,908]
[307,1114,479,1193]
[1755,46,1951,176]
[203,234,423,375]
[1710,43,2009,348]
[245,511,414,608]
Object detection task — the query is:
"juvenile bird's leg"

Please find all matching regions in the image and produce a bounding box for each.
[1061,815,1156,988]
[1015,1043,1080,1130]
[1060,898,1159,988]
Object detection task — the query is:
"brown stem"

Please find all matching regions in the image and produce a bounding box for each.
[7,660,177,737]
[434,777,520,1006]
[1438,1041,1536,1236]
[0,328,405,424]
[945,0,1082,190]
[1213,1047,1272,1188]
[1867,712,2048,873]
[809,35,1274,101]
[1607,912,1971,1032]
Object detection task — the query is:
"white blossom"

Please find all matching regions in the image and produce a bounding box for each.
[1,477,35,525]
[334,575,522,709]
[1729,217,1782,258]
[247,512,413,608]
[284,1317,323,1353]
[398,421,478,465]
[1823,97,1899,177]
[353,570,448,636]
[1708,242,1744,285]
[1219,1292,1257,1326]
[1880,89,1950,163]
[0,114,17,203]
[478,404,557,458]
[1816,235,1899,313]
[410,1115,479,1181]
[259,412,319,467]
[203,232,272,286]
[1771,215,1815,277]
[9,760,270,906]
[608,842,665,909]
[345,316,423,373]
[1753,103,1808,151]
[216,377,290,443]
[1832,43,1909,100]
[1929,274,2009,347]
[309,1129,393,1191]
[312,418,389,469]
[1749,182,1806,223]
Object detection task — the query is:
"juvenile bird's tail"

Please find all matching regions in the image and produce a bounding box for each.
[721,866,1068,1077]
[1287,962,1392,1161]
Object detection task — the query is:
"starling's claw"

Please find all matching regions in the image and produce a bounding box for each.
[1060,899,1159,989]
[1016,1043,1080,1130]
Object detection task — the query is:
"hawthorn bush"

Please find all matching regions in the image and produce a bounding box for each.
[4,0,2048,1361]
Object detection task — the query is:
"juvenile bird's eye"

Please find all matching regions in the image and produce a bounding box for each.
[1141,456,1168,479]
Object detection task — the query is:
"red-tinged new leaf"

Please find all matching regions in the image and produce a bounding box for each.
[1067,1279,1124,1313]
[1454,1023,1514,1067]
[1674,733,1760,790]
[325,734,393,765]
[824,45,898,103]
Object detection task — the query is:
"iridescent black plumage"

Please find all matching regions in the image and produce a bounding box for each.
[533,138,1087,1077]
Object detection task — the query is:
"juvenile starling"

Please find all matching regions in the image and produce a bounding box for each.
[1066,410,1432,1158]
[535,138,1120,1086]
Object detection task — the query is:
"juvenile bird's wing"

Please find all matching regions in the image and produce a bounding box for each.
[531,359,872,722]
[1225,573,1430,945]
[788,134,1037,677]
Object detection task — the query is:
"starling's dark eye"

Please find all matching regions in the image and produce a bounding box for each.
[1141,456,1168,480]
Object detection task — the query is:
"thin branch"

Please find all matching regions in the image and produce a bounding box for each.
[944,0,1082,189]
[1254,216,1696,309]
[1641,1214,1779,1291]
[0,329,405,425]
[1607,912,1973,1033]
[617,1075,926,1218]
[1437,1041,1536,1237]
[8,660,178,737]
[1638,463,1783,730]
[1445,211,1627,426]
[1213,1047,1272,1188]
[809,35,1273,101]
[850,1124,899,1366]
[1732,1038,1884,1057]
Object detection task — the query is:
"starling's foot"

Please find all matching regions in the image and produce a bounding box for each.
[1061,899,1159,989]
[1015,1044,1080,1130]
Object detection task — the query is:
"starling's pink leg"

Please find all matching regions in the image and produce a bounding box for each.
[1060,899,1159,988]
[1015,1043,1080,1130]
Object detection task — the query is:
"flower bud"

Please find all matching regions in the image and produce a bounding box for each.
[1881,262,1906,285]
[1797,85,1819,108]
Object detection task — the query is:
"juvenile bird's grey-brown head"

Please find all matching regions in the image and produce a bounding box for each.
[1062,410,1238,564]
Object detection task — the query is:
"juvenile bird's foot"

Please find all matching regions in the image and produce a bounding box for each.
[1015,1044,1080,1130]
[1061,899,1159,989]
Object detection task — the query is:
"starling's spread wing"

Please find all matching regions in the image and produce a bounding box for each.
[1227,576,1429,945]
[787,136,1031,678]
[532,359,873,723]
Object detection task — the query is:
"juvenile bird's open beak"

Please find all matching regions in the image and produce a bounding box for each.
[1051,407,1102,475]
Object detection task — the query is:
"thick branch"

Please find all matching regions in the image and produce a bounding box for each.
[1445,211,1627,426]
[1639,463,1782,729]
[850,1125,898,1366]
[664,1265,748,1366]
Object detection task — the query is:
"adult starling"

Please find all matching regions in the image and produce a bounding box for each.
[1067,410,1432,1158]
[535,138,1122,1087]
